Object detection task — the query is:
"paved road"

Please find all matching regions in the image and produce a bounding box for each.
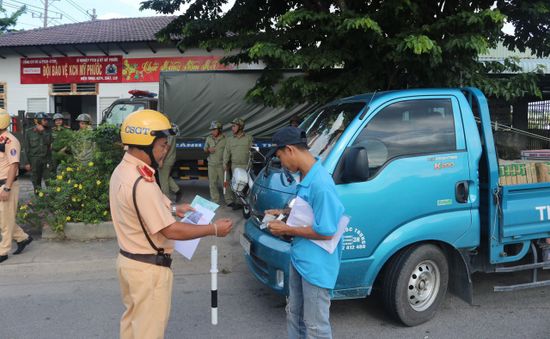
[1,180,550,338]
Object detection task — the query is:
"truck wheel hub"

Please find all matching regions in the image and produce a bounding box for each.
[407,260,440,312]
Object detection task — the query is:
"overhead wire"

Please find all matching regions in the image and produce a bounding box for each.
[3,1,43,16]
[5,0,63,16]
[49,3,80,23]
[4,0,91,27]
[64,0,90,18]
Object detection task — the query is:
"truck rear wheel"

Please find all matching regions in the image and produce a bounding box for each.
[382,244,448,326]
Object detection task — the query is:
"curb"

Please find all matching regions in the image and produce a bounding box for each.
[42,221,116,241]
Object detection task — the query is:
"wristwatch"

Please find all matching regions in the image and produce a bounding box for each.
[171,204,177,214]
[3,186,11,192]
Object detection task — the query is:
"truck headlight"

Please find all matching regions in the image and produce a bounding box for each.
[276,269,285,288]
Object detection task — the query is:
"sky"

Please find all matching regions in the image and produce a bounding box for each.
[2,0,183,30]
[3,0,513,34]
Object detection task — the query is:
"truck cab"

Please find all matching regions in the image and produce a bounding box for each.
[101,90,158,125]
[242,87,550,326]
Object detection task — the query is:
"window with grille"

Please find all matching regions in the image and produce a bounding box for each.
[50,83,98,95]
[27,98,48,113]
[0,83,6,109]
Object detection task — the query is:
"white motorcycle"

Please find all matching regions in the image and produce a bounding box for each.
[230,147,265,219]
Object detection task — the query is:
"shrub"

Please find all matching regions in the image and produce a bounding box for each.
[18,124,123,233]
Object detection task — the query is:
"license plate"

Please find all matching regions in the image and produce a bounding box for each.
[240,233,251,256]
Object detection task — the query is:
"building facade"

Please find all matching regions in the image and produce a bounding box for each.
[0,16,253,126]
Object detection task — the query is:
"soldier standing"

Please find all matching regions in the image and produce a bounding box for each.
[203,121,227,205]
[158,134,182,201]
[50,113,71,174]
[23,112,52,193]
[110,109,232,339]
[0,109,33,264]
[223,117,253,210]
[72,113,95,164]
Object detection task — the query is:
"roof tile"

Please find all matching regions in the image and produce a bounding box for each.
[0,16,176,47]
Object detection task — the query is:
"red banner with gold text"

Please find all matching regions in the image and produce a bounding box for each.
[20,56,233,84]
[121,56,233,82]
[21,56,122,84]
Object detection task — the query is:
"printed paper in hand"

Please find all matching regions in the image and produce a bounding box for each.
[260,214,276,229]
[174,196,218,260]
[287,196,350,254]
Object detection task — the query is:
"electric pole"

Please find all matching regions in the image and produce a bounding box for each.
[32,0,62,28]
[87,8,97,21]
[43,0,49,28]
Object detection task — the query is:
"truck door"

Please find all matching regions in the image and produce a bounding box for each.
[334,97,476,288]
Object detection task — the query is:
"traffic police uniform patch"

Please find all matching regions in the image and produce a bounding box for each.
[137,165,155,182]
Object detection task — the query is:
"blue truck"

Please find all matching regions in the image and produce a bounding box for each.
[240,87,550,326]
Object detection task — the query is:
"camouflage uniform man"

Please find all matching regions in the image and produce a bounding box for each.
[72,113,95,164]
[23,113,52,193]
[158,135,182,201]
[50,113,71,174]
[223,117,253,210]
[203,121,227,205]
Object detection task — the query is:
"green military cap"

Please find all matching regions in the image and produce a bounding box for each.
[35,112,50,120]
[231,117,245,127]
[209,120,222,130]
[76,113,92,122]
[53,113,64,120]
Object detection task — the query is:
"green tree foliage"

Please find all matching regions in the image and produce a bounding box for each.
[0,4,25,34]
[141,0,550,104]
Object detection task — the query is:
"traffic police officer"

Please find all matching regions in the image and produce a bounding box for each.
[23,112,52,193]
[0,108,33,263]
[204,120,227,205]
[110,109,233,339]
[72,113,94,163]
[223,117,253,209]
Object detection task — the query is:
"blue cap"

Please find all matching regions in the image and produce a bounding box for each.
[266,126,308,158]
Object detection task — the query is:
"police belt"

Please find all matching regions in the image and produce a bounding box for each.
[0,176,17,186]
[119,249,172,268]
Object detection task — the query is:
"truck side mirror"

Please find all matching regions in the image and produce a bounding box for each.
[342,147,369,183]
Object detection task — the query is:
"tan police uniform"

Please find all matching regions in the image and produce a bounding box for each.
[0,130,29,256]
[109,152,176,339]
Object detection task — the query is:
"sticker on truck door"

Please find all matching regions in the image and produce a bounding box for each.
[437,199,452,206]
[342,227,366,251]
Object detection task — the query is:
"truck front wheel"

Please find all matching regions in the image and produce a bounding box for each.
[382,244,449,326]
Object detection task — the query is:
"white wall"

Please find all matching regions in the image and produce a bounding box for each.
[0,56,49,115]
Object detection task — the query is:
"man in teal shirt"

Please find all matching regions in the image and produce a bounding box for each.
[266,126,344,339]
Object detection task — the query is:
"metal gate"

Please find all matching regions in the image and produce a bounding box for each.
[527,100,550,149]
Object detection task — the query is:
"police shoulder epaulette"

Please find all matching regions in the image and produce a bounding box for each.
[136,165,155,182]
[0,135,10,144]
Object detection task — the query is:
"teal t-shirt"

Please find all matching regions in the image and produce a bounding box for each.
[290,159,345,289]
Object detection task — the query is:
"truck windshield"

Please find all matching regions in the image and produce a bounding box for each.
[105,103,146,125]
[303,102,365,160]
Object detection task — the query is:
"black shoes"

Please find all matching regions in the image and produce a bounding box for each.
[13,236,33,255]
[0,255,7,263]
[232,204,243,211]
[227,202,236,208]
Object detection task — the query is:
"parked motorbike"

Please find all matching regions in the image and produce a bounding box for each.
[230,147,265,219]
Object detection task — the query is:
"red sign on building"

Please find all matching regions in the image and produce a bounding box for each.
[121,56,233,82]
[20,56,233,84]
[20,56,123,84]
